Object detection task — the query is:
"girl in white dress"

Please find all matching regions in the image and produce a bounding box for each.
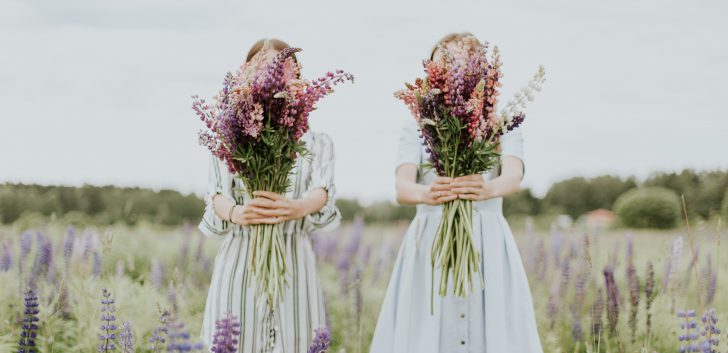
[198,39,341,353]
[370,33,544,353]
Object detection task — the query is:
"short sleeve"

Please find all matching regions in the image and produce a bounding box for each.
[500,126,525,174]
[198,155,234,237]
[396,119,422,171]
[305,133,342,232]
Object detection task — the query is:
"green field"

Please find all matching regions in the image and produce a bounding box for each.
[0,219,725,352]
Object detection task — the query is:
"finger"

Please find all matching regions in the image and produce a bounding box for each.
[454,174,481,182]
[458,193,480,200]
[451,187,480,194]
[256,217,282,225]
[253,191,284,201]
[436,194,458,203]
[247,198,276,209]
[249,207,288,217]
[431,184,452,192]
[450,181,481,188]
[434,176,453,184]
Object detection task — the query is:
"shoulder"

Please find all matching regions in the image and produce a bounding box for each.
[307,131,335,156]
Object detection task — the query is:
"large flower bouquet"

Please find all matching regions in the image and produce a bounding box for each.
[395,39,545,308]
[192,46,353,304]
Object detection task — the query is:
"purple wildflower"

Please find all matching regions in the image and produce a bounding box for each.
[149,309,170,353]
[150,258,165,290]
[591,288,604,341]
[93,251,102,278]
[678,310,700,353]
[627,261,640,343]
[699,309,720,353]
[177,225,191,270]
[63,226,75,268]
[98,288,117,352]
[19,287,39,353]
[31,236,54,284]
[644,261,656,337]
[603,267,620,337]
[118,321,135,353]
[663,236,683,292]
[166,313,204,352]
[571,270,587,341]
[702,255,716,305]
[1,241,12,272]
[307,327,331,353]
[211,313,241,353]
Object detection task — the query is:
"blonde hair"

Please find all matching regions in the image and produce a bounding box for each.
[245,38,296,62]
[430,32,483,60]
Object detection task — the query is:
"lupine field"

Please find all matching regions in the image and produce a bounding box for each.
[0,217,725,353]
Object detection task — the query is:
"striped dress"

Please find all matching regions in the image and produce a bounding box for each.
[198,132,341,353]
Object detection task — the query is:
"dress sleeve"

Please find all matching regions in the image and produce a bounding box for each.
[396,119,422,171]
[198,155,234,237]
[305,133,342,232]
[500,126,525,175]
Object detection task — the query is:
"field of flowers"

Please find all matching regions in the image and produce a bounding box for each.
[0,217,725,353]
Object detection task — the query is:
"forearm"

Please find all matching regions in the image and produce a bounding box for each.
[395,180,427,205]
[483,156,524,199]
[293,187,328,217]
[212,194,235,222]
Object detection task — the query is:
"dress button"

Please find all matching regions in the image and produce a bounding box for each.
[460,313,465,319]
[461,340,466,345]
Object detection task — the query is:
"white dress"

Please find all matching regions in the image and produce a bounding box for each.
[369,120,543,353]
[198,132,341,353]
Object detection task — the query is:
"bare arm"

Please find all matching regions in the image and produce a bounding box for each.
[450,156,524,200]
[213,188,328,226]
[395,164,457,206]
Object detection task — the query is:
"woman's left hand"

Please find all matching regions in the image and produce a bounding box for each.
[245,191,306,224]
[450,174,494,201]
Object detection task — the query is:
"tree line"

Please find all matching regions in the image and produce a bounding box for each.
[1,169,726,227]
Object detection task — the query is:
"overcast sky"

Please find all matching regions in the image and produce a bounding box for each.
[1,0,726,202]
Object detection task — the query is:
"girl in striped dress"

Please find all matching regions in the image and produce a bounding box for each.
[198,39,341,353]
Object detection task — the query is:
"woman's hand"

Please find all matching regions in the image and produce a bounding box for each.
[233,191,305,225]
[450,174,494,201]
[421,177,457,206]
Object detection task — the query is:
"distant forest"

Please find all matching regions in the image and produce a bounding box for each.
[1,169,726,226]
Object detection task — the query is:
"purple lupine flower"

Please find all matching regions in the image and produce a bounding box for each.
[685,244,700,283]
[678,310,700,353]
[550,226,563,267]
[307,327,331,353]
[699,309,720,353]
[150,258,165,290]
[644,261,656,337]
[93,251,103,278]
[19,287,39,353]
[18,231,33,275]
[571,270,588,342]
[663,236,683,292]
[31,236,53,284]
[63,225,75,268]
[535,239,547,282]
[625,232,633,263]
[1,241,12,272]
[118,321,134,353]
[98,288,117,352]
[603,267,620,337]
[211,313,241,353]
[83,232,96,260]
[626,261,640,343]
[166,314,204,352]
[149,309,170,353]
[353,266,363,327]
[703,255,716,305]
[591,288,605,341]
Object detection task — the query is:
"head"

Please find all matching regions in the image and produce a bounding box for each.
[430,32,483,62]
[245,38,297,63]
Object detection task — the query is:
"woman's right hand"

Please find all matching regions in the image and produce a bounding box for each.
[230,202,275,226]
[420,177,457,206]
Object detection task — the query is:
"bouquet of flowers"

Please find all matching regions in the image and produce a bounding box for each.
[192,45,353,305]
[395,39,545,309]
